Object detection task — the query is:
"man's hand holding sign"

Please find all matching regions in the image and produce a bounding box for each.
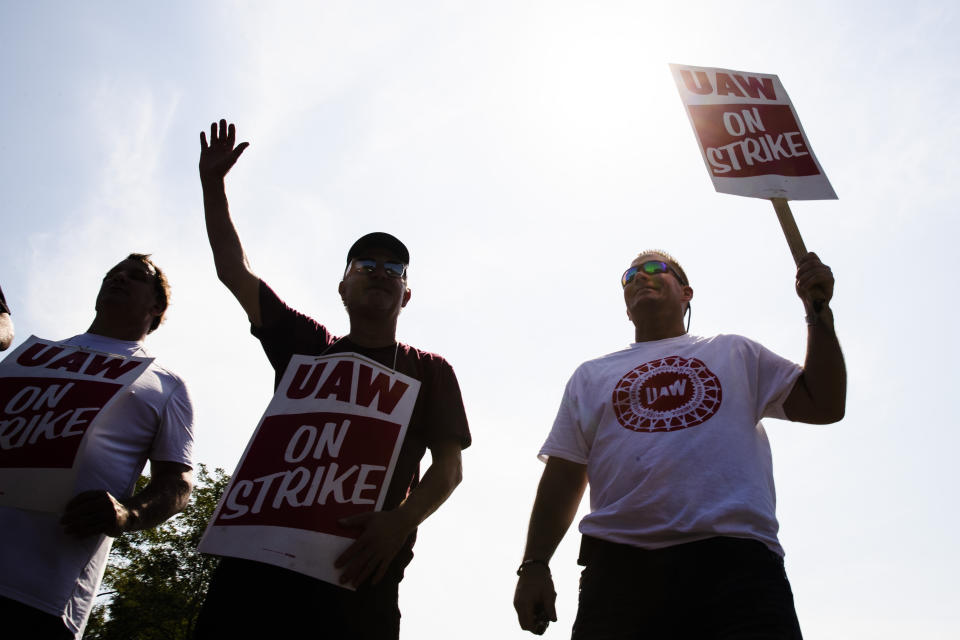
[336,437,462,587]
[337,499,418,586]
[670,62,846,422]
[200,352,424,589]
[194,119,470,638]
[0,255,194,638]
[669,63,836,270]
[60,460,192,539]
[513,67,845,638]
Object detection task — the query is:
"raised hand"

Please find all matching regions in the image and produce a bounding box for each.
[199,119,249,183]
[795,252,834,312]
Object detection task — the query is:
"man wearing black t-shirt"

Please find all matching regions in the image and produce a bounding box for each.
[194,119,471,639]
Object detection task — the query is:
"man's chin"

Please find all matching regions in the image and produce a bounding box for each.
[348,301,400,319]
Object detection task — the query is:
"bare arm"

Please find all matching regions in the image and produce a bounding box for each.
[514,456,588,634]
[335,438,463,587]
[60,461,193,538]
[782,252,847,424]
[199,119,262,326]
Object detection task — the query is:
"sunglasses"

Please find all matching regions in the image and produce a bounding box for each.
[621,261,686,288]
[351,258,407,279]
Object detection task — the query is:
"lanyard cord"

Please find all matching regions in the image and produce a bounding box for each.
[321,335,400,372]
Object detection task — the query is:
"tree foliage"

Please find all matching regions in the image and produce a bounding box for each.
[85,464,229,640]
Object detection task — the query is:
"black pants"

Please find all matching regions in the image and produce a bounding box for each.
[0,596,74,640]
[193,557,401,639]
[571,536,803,640]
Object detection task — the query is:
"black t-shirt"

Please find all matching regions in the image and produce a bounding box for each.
[250,280,471,576]
[0,285,9,315]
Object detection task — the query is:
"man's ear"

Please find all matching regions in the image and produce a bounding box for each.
[401,287,412,308]
[149,293,166,319]
[338,280,346,300]
[682,286,694,303]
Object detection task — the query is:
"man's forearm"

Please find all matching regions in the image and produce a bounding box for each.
[202,178,251,286]
[514,457,586,633]
[803,305,846,419]
[121,464,193,532]
[522,457,588,564]
[201,177,261,324]
[61,463,193,538]
[786,304,846,424]
[394,441,462,531]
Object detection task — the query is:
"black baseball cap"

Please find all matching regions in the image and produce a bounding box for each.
[346,232,410,265]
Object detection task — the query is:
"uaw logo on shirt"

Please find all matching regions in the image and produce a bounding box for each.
[612,356,722,432]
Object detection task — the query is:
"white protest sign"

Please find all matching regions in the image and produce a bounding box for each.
[199,352,420,589]
[669,63,836,201]
[0,335,153,512]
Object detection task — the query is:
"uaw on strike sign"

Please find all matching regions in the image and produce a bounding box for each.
[0,336,152,512]
[199,352,420,589]
[670,63,836,201]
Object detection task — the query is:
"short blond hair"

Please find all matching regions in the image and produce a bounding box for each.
[635,249,689,286]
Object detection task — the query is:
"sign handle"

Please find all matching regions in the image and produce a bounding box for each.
[770,198,807,265]
[771,197,824,312]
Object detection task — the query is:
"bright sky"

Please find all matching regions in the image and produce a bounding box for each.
[2,2,958,638]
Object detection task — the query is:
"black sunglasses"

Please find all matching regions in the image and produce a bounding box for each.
[351,258,407,279]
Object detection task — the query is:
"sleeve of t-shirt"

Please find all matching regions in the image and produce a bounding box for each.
[539,368,591,464]
[0,285,9,315]
[421,355,471,450]
[752,339,803,421]
[149,377,195,467]
[251,280,334,387]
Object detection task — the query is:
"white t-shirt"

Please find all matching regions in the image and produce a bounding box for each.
[540,333,802,556]
[0,333,194,637]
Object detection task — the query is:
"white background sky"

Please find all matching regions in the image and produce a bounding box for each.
[2,2,958,638]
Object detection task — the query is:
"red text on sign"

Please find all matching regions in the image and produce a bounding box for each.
[16,342,144,380]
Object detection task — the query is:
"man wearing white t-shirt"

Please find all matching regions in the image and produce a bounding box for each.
[514,250,845,639]
[0,254,195,639]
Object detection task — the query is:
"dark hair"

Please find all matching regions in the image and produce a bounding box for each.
[127,253,169,333]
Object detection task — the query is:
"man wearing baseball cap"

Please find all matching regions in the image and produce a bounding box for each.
[194,120,471,638]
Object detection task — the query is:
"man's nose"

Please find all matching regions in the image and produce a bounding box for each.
[369,264,391,278]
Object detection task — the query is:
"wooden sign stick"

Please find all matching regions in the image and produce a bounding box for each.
[771,197,825,312]
[770,197,807,266]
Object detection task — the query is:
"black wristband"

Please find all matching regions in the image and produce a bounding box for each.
[517,559,550,576]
